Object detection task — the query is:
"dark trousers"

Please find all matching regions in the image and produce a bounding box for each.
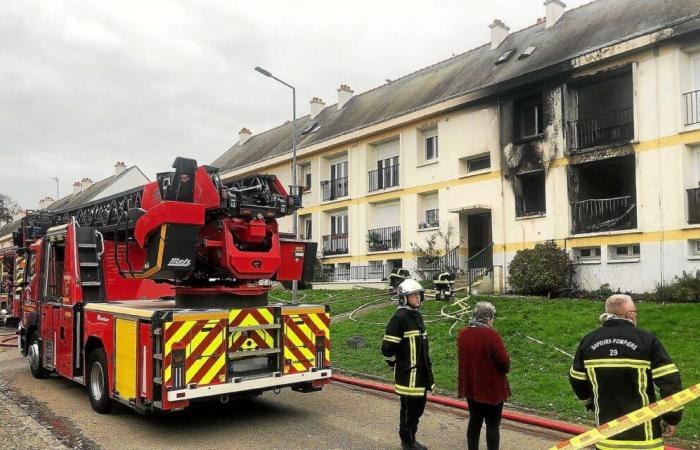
[399,394,427,444]
[466,399,504,450]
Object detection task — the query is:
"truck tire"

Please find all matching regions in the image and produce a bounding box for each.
[87,348,112,414]
[27,330,48,379]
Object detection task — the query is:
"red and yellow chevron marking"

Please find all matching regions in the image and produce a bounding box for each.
[282,312,330,374]
[228,308,275,353]
[550,383,700,450]
[163,318,227,388]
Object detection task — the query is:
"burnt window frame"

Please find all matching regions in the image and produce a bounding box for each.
[514,93,545,142]
[514,170,547,218]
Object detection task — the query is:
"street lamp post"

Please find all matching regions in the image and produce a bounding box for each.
[254,66,299,303]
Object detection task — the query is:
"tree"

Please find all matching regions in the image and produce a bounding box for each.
[410,222,459,280]
[0,194,22,225]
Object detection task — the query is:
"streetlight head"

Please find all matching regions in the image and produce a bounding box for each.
[254,66,272,77]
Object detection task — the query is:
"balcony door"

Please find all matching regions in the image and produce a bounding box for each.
[330,213,348,236]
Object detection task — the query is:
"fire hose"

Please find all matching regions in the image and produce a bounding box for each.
[331,374,684,450]
[0,332,16,348]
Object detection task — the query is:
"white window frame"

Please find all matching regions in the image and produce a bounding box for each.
[573,246,601,263]
[608,244,640,263]
[466,154,491,174]
[299,164,312,192]
[423,128,438,162]
[689,239,700,258]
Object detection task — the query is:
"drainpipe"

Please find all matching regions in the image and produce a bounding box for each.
[497,100,509,292]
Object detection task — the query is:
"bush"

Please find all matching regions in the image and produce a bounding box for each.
[652,271,700,303]
[508,241,573,295]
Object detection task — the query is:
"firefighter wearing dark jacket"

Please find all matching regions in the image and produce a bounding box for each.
[569,295,683,450]
[382,279,435,450]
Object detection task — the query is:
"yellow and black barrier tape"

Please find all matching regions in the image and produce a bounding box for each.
[549,383,700,450]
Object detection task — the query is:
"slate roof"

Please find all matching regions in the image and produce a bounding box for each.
[213,0,700,174]
[0,166,148,238]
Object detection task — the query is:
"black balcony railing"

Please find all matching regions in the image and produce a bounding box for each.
[567,108,634,152]
[684,91,700,126]
[368,164,400,192]
[419,209,439,229]
[367,226,401,252]
[322,264,387,282]
[688,187,700,224]
[321,177,349,201]
[322,233,349,256]
[571,195,637,234]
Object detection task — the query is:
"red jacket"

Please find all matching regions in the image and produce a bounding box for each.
[457,326,511,405]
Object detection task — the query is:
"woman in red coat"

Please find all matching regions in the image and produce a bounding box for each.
[457,301,510,450]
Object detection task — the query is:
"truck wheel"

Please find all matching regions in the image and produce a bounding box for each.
[87,348,112,414]
[27,330,48,379]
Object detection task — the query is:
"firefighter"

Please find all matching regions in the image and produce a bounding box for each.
[569,294,683,450]
[381,278,435,450]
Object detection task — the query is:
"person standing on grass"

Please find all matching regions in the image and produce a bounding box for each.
[457,301,510,450]
[569,294,683,450]
[382,278,435,450]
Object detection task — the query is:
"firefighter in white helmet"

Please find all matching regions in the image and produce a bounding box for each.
[381,278,435,450]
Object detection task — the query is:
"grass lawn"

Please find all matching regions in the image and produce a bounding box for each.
[270,288,391,316]
[294,288,700,445]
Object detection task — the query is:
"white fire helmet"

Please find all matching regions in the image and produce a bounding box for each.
[397,278,425,308]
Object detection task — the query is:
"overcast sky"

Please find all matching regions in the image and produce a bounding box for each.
[0,0,590,209]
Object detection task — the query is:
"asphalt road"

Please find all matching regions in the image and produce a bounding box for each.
[0,332,570,450]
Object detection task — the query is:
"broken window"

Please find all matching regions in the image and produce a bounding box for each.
[515,94,544,141]
[569,155,637,234]
[568,72,634,151]
[514,170,546,217]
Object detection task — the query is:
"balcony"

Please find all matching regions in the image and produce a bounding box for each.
[683,90,700,126]
[571,195,637,234]
[567,108,634,152]
[321,177,349,201]
[367,226,401,252]
[322,264,387,282]
[368,164,399,192]
[419,209,439,229]
[688,188,700,224]
[321,234,349,256]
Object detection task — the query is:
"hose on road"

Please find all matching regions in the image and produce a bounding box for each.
[330,374,682,450]
[0,332,16,348]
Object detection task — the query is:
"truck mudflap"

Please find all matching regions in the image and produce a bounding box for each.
[160,305,331,406]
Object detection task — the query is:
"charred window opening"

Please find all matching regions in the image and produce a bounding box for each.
[515,94,544,141]
[514,170,546,217]
[569,155,637,234]
[568,72,634,152]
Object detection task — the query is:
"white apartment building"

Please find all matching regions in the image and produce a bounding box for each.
[214,0,700,293]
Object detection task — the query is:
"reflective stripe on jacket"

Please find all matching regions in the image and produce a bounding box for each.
[381,307,435,397]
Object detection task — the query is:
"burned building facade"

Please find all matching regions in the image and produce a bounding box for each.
[213,0,700,293]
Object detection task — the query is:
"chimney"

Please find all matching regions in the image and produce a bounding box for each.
[489,19,510,50]
[239,127,252,145]
[544,0,566,28]
[38,196,55,210]
[337,84,354,110]
[114,161,127,176]
[310,97,326,118]
[81,177,93,190]
[73,181,81,195]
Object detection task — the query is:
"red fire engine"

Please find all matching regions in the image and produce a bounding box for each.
[16,157,330,414]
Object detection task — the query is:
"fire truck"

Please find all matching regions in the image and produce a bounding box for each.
[15,157,330,414]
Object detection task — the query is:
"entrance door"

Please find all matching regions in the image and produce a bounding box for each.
[466,212,492,268]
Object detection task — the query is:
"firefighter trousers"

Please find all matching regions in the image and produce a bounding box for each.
[399,394,427,444]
